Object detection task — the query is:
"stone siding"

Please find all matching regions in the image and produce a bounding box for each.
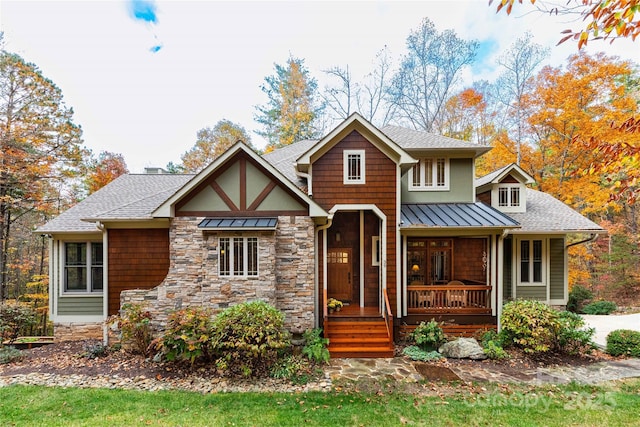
[54,322,103,341]
[121,216,316,334]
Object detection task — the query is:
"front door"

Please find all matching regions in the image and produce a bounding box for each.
[327,248,352,302]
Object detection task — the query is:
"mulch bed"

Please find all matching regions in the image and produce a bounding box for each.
[1,339,615,383]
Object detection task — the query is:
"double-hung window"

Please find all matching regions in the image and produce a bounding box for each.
[219,237,258,277]
[64,242,103,292]
[343,150,365,184]
[409,158,449,190]
[519,239,544,285]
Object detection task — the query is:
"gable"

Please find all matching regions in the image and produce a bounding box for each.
[176,151,307,216]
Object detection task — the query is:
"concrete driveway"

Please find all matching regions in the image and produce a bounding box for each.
[581,313,640,348]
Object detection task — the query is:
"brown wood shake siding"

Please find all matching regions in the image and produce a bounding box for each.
[312,130,398,314]
[108,229,170,315]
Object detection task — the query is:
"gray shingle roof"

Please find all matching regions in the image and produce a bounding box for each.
[401,203,519,229]
[37,174,193,233]
[262,139,317,187]
[507,189,604,233]
[381,125,492,152]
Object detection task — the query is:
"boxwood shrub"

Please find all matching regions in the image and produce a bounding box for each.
[606,329,640,357]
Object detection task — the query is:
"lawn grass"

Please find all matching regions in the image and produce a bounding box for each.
[0,379,639,426]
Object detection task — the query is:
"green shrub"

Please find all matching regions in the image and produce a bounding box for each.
[301,328,330,364]
[108,303,153,356]
[411,319,446,351]
[606,329,640,357]
[566,285,593,313]
[0,303,37,344]
[402,345,443,361]
[479,329,509,359]
[153,307,214,365]
[82,342,109,359]
[0,346,23,364]
[270,354,317,384]
[483,340,509,360]
[582,300,617,315]
[553,311,595,355]
[211,301,290,377]
[500,300,559,354]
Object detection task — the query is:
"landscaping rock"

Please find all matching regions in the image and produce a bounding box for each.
[439,338,487,360]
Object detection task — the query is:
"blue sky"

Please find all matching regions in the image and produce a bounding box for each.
[1,0,637,173]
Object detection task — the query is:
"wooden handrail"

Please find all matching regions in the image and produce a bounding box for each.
[382,288,393,344]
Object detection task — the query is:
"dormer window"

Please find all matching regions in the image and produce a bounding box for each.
[492,183,526,212]
[344,150,365,184]
[409,157,449,191]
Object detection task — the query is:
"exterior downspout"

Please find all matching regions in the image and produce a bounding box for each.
[96,222,109,345]
[315,215,333,327]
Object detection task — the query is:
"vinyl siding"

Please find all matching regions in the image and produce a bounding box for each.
[401,158,474,203]
[57,296,103,315]
[515,285,546,301]
[549,238,565,300]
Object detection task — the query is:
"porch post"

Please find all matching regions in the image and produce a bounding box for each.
[496,233,505,331]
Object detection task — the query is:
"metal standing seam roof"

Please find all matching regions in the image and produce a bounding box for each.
[401,203,520,228]
[198,217,278,230]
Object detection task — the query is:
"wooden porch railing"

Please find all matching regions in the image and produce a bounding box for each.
[382,288,393,342]
[407,285,492,314]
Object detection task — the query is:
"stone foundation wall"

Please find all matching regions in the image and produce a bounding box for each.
[54,322,103,341]
[121,216,316,334]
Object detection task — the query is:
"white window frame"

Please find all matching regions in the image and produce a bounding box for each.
[62,241,103,294]
[343,149,365,184]
[516,238,546,286]
[372,236,380,266]
[493,183,526,213]
[219,236,259,277]
[408,157,449,191]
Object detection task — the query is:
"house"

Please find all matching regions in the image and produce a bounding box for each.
[37,113,604,357]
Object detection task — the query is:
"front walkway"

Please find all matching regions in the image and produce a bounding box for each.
[326,357,640,385]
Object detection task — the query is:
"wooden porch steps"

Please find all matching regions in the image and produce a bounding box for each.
[326,320,394,358]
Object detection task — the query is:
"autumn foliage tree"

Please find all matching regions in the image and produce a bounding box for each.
[491,0,640,47]
[0,50,85,301]
[255,57,323,152]
[85,151,128,194]
[181,119,253,173]
[522,53,637,217]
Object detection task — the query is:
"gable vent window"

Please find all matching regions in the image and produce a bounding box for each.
[499,186,520,207]
[344,150,365,184]
[409,158,449,191]
[219,237,258,277]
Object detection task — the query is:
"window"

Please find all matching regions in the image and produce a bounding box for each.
[64,242,103,292]
[407,239,452,285]
[343,150,365,184]
[219,237,258,277]
[409,158,449,190]
[519,239,544,285]
[498,186,520,207]
[493,183,525,212]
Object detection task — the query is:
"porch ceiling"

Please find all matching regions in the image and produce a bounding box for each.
[401,203,519,229]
